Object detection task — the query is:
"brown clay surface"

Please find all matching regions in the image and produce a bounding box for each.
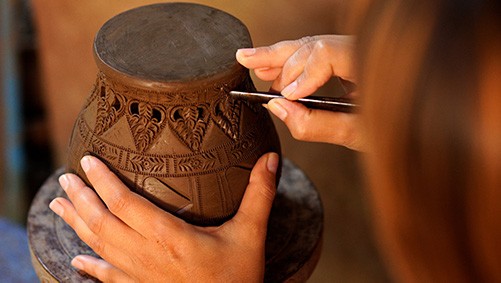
[66,3,280,226]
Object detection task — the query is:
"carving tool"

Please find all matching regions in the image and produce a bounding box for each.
[229,91,358,113]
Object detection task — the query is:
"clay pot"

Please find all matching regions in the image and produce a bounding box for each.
[66,3,280,226]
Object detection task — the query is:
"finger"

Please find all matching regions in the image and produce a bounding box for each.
[80,156,186,238]
[236,41,301,70]
[58,173,142,244]
[50,197,147,278]
[280,40,339,99]
[270,42,314,93]
[281,37,356,100]
[272,40,333,93]
[232,153,278,235]
[236,36,327,70]
[253,67,282,82]
[267,98,365,150]
[49,196,106,251]
[49,197,129,263]
[72,255,134,283]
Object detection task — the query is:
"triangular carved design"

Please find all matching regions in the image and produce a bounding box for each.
[143,177,192,213]
[126,101,168,152]
[168,104,210,152]
[211,94,242,141]
[94,84,127,136]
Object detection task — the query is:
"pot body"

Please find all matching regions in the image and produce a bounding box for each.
[66,3,281,226]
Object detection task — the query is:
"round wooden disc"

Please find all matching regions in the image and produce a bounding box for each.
[28,159,323,282]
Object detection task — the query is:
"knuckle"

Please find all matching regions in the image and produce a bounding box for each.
[267,40,292,54]
[88,237,106,255]
[159,238,184,262]
[150,224,169,247]
[296,42,315,58]
[297,36,315,46]
[262,45,275,55]
[100,270,118,283]
[129,252,149,270]
[149,221,185,259]
[94,261,115,280]
[312,39,331,56]
[87,211,106,235]
[107,190,130,215]
[270,39,296,52]
[290,123,310,140]
[259,183,276,203]
[288,109,320,142]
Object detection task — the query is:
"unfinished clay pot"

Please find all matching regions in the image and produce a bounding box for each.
[66,3,281,226]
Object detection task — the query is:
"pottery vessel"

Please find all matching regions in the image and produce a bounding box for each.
[66,3,281,226]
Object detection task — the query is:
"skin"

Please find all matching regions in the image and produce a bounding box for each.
[50,153,278,282]
[236,35,364,151]
[50,35,362,281]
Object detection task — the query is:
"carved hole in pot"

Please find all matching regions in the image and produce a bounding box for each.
[197,107,205,121]
[172,108,183,121]
[152,108,162,122]
[100,86,106,98]
[111,97,121,111]
[214,102,222,116]
[130,102,139,116]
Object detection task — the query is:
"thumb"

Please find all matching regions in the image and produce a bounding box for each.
[266,98,364,150]
[233,152,279,231]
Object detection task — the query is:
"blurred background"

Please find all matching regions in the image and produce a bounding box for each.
[0,0,390,282]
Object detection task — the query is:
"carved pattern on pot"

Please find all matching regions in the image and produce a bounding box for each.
[212,92,242,141]
[129,155,168,174]
[126,100,168,152]
[94,79,127,136]
[90,72,256,153]
[75,112,269,177]
[91,138,120,162]
[231,131,257,160]
[177,152,218,173]
[168,104,210,152]
[238,76,261,114]
[91,73,169,153]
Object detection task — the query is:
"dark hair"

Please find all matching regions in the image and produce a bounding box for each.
[357,0,501,282]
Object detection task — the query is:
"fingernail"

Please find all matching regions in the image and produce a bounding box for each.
[80,156,91,173]
[49,199,64,216]
[267,153,279,174]
[282,81,298,97]
[268,99,288,121]
[262,104,269,109]
[59,174,69,191]
[237,48,256,56]
[71,257,84,270]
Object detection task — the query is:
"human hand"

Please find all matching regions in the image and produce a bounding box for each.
[49,153,279,282]
[236,35,365,150]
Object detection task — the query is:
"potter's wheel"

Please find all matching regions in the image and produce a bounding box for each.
[28,159,323,282]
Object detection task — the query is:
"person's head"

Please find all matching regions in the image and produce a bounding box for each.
[357,0,501,282]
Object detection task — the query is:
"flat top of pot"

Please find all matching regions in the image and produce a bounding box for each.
[94,3,251,84]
